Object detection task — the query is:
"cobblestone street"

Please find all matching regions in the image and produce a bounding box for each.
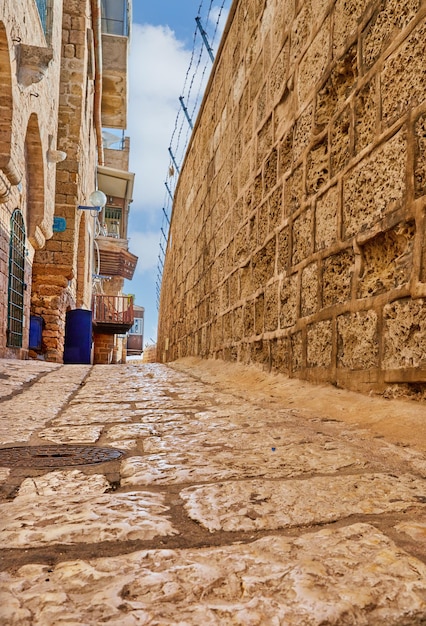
[0,358,426,625]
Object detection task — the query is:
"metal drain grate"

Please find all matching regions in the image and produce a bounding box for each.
[0,445,124,468]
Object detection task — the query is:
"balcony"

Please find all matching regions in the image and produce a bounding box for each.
[95,235,137,280]
[100,0,130,129]
[92,294,134,334]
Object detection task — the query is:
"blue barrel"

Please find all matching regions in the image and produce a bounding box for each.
[63,309,92,364]
[29,315,43,350]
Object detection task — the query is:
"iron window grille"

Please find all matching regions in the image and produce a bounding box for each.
[7,210,26,348]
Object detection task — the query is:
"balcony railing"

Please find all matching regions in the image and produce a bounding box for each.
[92,294,134,334]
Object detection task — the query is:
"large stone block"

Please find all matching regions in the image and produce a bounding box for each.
[362,0,420,71]
[301,262,318,317]
[298,20,330,105]
[292,105,313,163]
[381,19,426,126]
[306,138,329,195]
[280,273,298,328]
[331,105,351,176]
[291,330,303,371]
[315,184,339,251]
[337,310,379,369]
[254,292,264,335]
[383,298,426,369]
[343,129,407,239]
[322,249,354,308]
[333,0,370,54]
[277,225,290,273]
[292,207,313,265]
[252,238,276,289]
[315,45,357,133]
[264,281,279,332]
[307,319,333,367]
[414,112,426,199]
[354,79,377,154]
[358,221,415,298]
[284,164,304,216]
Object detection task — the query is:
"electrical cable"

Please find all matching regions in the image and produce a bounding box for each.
[156,0,231,309]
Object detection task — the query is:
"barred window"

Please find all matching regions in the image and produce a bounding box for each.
[7,210,26,348]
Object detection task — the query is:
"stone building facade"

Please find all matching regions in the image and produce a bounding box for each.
[158,0,426,396]
[0,0,135,363]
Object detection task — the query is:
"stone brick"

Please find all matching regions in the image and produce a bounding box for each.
[264,147,278,194]
[331,105,352,176]
[354,79,377,154]
[343,129,407,239]
[270,336,290,373]
[358,221,415,298]
[306,138,329,195]
[315,185,339,251]
[362,0,420,71]
[297,20,330,105]
[284,164,304,217]
[277,226,290,274]
[383,298,426,369]
[322,249,354,308]
[414,112,426,199]
[301,262,318,317]
[278,130,293,177]
[279,273,298,329]
[307,319,333,367]
[381,20,426,126]
[291,331,304,371]
[315,45,357,133]
[292,207,313,266]
[293,105,313,162]
[264,282,279,332]
[252,238,276,289]
[333,0,370,53]
[337,311,379,369]
[269,42,289,104]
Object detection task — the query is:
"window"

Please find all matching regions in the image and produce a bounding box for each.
[129,317,143,335]
[7,210,26,348]
[34,0,53,42]
[101,0,129,36]
[103,205,122,238]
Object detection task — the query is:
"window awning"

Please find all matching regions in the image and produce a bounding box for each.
[97,165,134,201]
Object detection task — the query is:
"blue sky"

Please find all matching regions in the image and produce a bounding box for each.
[124,1,231,347]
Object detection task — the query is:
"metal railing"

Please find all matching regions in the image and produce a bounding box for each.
[92,294,133,326]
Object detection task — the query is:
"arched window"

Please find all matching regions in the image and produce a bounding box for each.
[7,210,26,348]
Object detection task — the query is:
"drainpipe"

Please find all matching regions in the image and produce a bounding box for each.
[91,0,104,166]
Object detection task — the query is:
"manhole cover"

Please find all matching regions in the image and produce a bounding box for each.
[0,445,124,468]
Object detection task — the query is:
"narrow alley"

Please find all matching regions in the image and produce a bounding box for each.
[0,358,426,625]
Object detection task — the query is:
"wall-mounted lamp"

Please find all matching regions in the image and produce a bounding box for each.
[77,190,107,213]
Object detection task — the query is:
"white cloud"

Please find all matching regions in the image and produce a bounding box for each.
[128,230,161,273]
[209,5,230,39]
[128,24,191,216]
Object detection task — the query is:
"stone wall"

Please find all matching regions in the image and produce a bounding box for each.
[30,0,99,362]
[0,0,63,358]
[158,0,426,396]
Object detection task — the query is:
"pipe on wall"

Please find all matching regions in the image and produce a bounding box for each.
[90,0,104,166]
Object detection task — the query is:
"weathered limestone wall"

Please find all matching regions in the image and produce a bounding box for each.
[158,0,426,396]
[31,0,98,361]
[0,0,63,358]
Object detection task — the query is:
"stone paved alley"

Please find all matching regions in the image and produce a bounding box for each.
[0,358,426,625]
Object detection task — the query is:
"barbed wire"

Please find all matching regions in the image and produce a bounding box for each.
[156,0,231,309]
